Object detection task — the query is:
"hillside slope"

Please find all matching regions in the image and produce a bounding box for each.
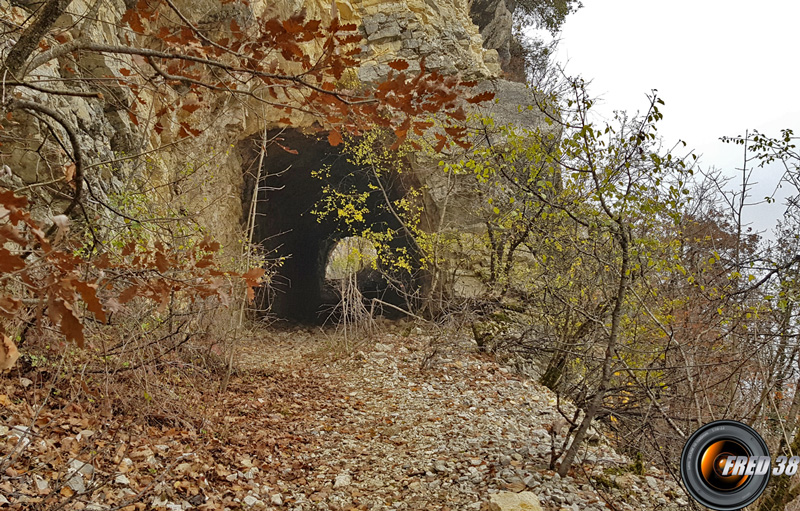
[3,326,687,510]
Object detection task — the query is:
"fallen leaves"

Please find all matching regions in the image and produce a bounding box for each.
[0,334,19,371]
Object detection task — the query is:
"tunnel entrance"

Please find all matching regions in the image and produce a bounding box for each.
[243,130,419,324]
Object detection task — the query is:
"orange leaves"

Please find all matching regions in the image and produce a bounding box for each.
[466,91,495,104]
[107,5,481,152]
[179,122,202,138]
[181,102,203,114]
[106,235,263,315]
[0,247,25,273]
[48,298,85,347]
[328,130,343,147]
[121,9,146,34]
[0,334,19,371]
[70,280,105,322]
[121,0,157,35]
[242,268,266,301]
[0,188,264,354]
[388,59,409,71]
[128,110,140,126]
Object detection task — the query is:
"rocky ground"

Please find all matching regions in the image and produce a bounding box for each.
[1,323,690,510]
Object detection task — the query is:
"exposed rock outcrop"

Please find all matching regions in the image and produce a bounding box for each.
[469,0,515,70]
[1,0,516,248]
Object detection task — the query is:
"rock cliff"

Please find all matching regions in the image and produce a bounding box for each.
[0,0,519,247]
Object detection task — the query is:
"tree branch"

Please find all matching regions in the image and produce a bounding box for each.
[1,0,72,79]
[7,99,83,228]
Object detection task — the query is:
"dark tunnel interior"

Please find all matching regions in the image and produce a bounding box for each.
[242,130,419,324]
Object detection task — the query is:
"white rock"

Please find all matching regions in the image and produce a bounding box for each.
[76,430,94,442]
[69,458,94,477]
[34,474,49,490]
[9,426,31,449]
[19,377,33,387]
[334,473,352,488]
[115,474,130,485]
[270,493,283,506]
[243,495,261,507]
[488,491,542,511]
[433,460,449,473]
[66,475,85,493]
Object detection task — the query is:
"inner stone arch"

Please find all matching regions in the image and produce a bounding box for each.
[241,129,419,324]
[324,236,378,280]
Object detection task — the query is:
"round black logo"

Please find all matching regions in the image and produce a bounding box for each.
[680,420,771,510]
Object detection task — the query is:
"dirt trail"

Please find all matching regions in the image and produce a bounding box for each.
[1,325,686,510]
[223,326,685,511]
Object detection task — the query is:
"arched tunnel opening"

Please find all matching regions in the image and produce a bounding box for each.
[241,129,422,324]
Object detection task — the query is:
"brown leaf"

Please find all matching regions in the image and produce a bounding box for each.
[155,250,169,273]
[49,299,84,347]
[199,237,221,253]
[387,59,409,71]
[121,10,145,34]
[0,295,21,319]
[0,334,19,371]
[0,247,25,273]
[72,280,107,323]
[0,189,28,209]
[242,267,266,283]
[242,267,266,302]
[466,91,495,104]
[118,286,140,304]
[0,224,27,246]
[128,110,139,126]
[276,142,298,155]
[181,103,203,114]
[328,130,342,147]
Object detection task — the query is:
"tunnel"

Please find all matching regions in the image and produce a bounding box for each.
[241,129,421,324]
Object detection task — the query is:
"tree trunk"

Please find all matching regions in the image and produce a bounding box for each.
[2,0,73,79]
[557,225,629,477]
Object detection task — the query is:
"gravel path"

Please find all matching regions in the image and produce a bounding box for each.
[251,327,689,511]
[1,325,690,510]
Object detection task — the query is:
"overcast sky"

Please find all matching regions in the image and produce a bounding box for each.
[528,0,800,235]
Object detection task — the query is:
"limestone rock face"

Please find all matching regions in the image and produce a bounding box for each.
[469,0,515,69]
[419,80,546,232]
[1,0,514,247]
[488,491,543,511]
[354,0,502,82]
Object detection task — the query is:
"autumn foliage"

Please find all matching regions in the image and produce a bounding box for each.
[0,188,264,370]
[106,0,491,149]
[0,0,494,374]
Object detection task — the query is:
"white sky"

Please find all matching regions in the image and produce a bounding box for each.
[528,0,800,235]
